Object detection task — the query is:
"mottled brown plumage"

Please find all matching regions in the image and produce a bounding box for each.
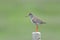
[26,12,46,32]
[28,13,46,25]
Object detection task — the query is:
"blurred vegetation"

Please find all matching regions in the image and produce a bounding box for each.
[0,0,60,40]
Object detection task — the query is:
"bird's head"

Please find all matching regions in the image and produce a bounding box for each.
[28,12,33,16]
[25,12,33,17]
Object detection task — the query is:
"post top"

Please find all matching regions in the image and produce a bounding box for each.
[32,32,41,34]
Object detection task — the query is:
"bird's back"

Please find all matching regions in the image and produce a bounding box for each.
[32,16,46,24]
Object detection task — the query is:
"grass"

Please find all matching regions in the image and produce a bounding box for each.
[0,0,60,40]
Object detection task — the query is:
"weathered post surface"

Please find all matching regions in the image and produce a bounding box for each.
[32,32,41,40]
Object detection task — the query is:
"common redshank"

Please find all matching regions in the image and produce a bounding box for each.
[26,12,46,32]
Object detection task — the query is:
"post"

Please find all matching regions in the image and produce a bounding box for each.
[32,32,41,40]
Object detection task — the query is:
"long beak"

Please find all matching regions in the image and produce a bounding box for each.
[25,16,28,17]
[25,13,29,17]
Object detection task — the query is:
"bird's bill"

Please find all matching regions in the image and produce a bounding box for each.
[25,13,29,17]
[25,16,28,17]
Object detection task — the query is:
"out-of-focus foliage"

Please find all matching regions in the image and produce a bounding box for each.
[0,0,60,40]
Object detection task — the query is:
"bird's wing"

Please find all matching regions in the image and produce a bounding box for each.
[32,17,37,23]
[32,16,46,24]
[32,16,41,24]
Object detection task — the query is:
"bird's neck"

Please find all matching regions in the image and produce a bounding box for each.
[29,15,33,19]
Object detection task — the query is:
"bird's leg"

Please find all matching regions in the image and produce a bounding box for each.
[36,24,38,32]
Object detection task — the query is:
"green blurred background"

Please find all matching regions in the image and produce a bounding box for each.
[0,0,60,40]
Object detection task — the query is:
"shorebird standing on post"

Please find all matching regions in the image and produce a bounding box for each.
[26,12,46,32]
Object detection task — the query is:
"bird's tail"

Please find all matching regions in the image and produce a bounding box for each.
[43,22,46,24]
[41,21,46,24]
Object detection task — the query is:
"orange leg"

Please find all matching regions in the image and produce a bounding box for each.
[36,24,38,32]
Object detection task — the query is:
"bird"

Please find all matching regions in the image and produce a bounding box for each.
[26,12,46,32]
